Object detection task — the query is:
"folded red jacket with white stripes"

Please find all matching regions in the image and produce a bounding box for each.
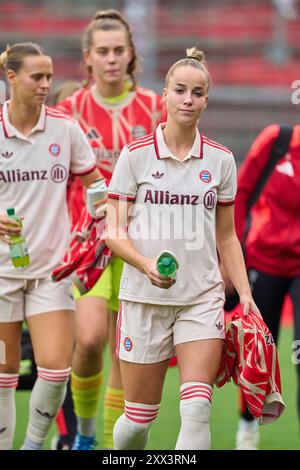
[216,311,285,425]
[51,208,112,295]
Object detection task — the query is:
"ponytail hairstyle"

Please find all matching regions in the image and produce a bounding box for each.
[165,47,211,92]
[82,9,139,89]
[0,42,47,74]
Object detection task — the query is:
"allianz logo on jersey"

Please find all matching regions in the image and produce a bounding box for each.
[0,164,68,184]
[144,189,200,206]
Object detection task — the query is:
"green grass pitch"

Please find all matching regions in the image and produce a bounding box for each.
[13,326,298,450]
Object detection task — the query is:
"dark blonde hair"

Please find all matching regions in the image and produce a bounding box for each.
[165,47,210,92]
[82,9,139,89]
[0,42,47,73]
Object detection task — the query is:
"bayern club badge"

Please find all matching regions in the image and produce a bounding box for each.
[199,170,211,183]
[124,337,133,352]
[49,143,61,156]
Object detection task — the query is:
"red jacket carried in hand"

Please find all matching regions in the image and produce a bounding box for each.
[52,208,112,294]
[216,311,285,424]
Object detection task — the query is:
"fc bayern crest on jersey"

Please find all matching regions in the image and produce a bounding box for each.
[204,190,216,210]
[199,170,211,183]
[124,337,133,352]
[49,143,61,157]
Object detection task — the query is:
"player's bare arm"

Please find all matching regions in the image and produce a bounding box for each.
[216,204,261,317]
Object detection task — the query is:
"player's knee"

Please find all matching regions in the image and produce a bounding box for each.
[0,364,20,374]
[180,396,211,424]
[179,382,212,424]
[76,335,105,358]
[113,401,160,450]
[35,357,71,370]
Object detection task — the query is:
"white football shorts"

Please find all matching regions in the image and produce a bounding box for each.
[116,295,225,364]
[0,276,75,322]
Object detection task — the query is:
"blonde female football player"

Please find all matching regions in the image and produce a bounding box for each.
[106,47,261,450]
[0,42,102,450]
[56,9,165,450]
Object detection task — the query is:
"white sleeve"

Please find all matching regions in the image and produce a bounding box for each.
[108,146,137,201]
[217,153,237,205]
[69,121,96,175]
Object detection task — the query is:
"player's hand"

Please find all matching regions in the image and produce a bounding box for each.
[142,258,176,289]
[0,214,22,244]
[93,196,108,219]
[239,293,262,318]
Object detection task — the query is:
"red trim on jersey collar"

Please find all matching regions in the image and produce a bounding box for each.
[2,101,46,137]
[199,134,204,159]
[154,123,203,160]
[153,127,161,159]
[1,116,8,138]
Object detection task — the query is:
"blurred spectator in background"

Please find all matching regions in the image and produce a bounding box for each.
[48,80,81,107]
[232,124,300,449]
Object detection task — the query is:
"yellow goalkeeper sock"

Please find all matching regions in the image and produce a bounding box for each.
[103,386,124,448]
[71,370,103,421]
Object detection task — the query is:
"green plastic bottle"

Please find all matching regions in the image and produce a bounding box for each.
[7,208,30,268]
[156,251,179,279]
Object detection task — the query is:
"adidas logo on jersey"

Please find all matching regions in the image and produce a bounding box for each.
[152,171,164,179]
[1,151,13,159]
[215,321,223,331]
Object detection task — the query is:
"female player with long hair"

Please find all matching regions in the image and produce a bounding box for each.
[106,47,260,449]
[0,42,101,450]
[56,9,165,449]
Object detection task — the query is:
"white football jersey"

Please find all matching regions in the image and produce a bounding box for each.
[0,102,96,278]
[108,124,237,305]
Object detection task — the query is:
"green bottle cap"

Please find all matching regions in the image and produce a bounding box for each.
[7,208,15,216]
[156,251,179,278]
[162,257,172,267]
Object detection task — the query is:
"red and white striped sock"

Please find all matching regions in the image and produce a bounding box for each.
[176,382,212,450]
[23,367,71,448]
[0,373,19,450]
[113,401,160,450]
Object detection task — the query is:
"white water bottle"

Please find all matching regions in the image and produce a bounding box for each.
[86,178,107,218]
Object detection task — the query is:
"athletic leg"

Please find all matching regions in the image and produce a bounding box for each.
[71,295,107,448]
[103,311,124,448]
[113,300,175,450]
[22,310,74,450]
[289,276,300,426]
[0,322,22,449]
[56,270,111,450]
[103,258,124,449]
[113,359,169,450]
[175,338,223,450]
